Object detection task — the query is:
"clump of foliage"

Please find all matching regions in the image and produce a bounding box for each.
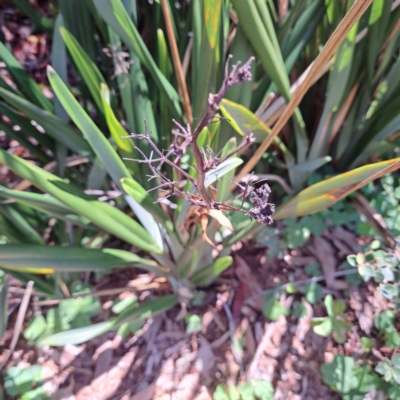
[348,241,400,305]
[0,0,399,359]
[321,354,382,400]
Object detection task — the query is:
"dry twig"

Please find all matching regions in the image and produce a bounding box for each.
[123,56,275,225]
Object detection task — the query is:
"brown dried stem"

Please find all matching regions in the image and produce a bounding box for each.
[123,56,274,225]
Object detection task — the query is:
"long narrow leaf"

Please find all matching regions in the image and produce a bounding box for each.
[274,158,400,219]
[0,41,52,111]
[40,294,178,346]
[0,149,161,253]
[60,26,106,112]
[0,88,93,158]
[93,0,182,118]
[47,67,163,248]
[0,245,167,275]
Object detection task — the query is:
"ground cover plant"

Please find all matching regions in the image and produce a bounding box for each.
[1,0,400,398]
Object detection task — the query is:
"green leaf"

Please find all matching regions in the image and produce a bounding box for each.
[0,41,52,111]
[361,337,372,352]
[0,149,161,253]
[213,385,230,400]
[121,178,174,232]
[204,157,243,188]
[47,67,163,248]
[263,299,285,321]
[93,0,182,118]
[4,366,44,397]
[100,84,135,156]
[309,12,358,161]
[321,355,358,393]
[192,0,222,118]
[0,88,93,158]
[40,294,178,346]
[216,138,239,203]
[304,282,323,305]
[0,121,50,164]
[11,0,54,33]
[24,315,47,342]
[324,294,334,316]
[0,245,166,275]
[219,98,293,158]
[230,0,289,100]
[291,156,332,172]
[392,368,400,385]
[333,320,350,344]
[0,204,44,245]
[47,66,128,187]
[252,379,274,400]
[0,185,91,227]
[186,314,202,334]
[375,360,391,375]
[60,26,106,112]
[304,262,322,277]
[291,301,307,319]
[312,317,333,337]
[190,256,233,286]
[0,275,8,339]
[392,354,400,368]
[112,297,137,314]
[275,158,400,219]
[332,299,346,317]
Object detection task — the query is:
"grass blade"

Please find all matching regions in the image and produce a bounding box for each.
[0,205,45,245]
[0,185,91,227]
[0,275,8,339]
[51,14,69,176]
[0,42,52,111]
[47,67,163,248]
[60,26,106,112]
[93,0,182,118]
[190,256,233,286]
[0,88,93,158]
[236,0,373,185]
[11,0,54,33]
[0,149,161,253]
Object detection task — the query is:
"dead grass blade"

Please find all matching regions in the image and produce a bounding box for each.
[0,281,34,369]
[235,0,373,184]
[160,0,193,125]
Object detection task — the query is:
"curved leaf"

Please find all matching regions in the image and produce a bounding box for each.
[93,0,182,118]
[40,294,178,346]
[0,41,52,110]
[0,185,91,227]
[121,178,174,232]
[190,256,233,286]
[60,26,106,111]
[0,245,168,275]
[219,98,294,162]
[204,157,243,187]
[0,88,93,158]
[0,275,8,338]
[275,158,400,219]
[47,67,163,249]
[0,149,161,253]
